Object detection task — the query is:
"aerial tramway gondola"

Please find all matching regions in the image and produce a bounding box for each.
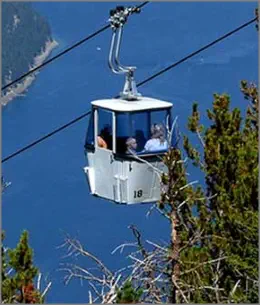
[83,6,178,204]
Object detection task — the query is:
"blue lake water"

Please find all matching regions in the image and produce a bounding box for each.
[2,2,258,303]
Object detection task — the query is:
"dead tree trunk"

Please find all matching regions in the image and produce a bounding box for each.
[169,209,180,303]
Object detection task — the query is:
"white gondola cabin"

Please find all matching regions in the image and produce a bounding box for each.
[84,96,179,204]
[83,5,178,204]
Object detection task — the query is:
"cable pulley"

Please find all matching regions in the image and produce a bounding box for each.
[109,6,140,30]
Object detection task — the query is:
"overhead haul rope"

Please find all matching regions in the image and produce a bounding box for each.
[2,16,257,164]
[1,1,149,92]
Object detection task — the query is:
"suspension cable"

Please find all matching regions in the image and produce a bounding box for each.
[2,16,256,164]
[2,110,92,163]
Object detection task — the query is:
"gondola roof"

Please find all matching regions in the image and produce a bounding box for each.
[91,96,172,112]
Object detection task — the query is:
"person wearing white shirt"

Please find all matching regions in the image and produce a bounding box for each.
[144,123,168,152]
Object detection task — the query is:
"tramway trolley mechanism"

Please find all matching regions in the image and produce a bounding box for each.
[84,6,178,204]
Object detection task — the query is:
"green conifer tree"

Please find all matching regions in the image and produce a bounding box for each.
[179,81,258,302]
[1,231,43,303]
[153,80,258,303]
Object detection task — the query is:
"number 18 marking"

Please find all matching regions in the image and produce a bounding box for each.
[134,190,143,198]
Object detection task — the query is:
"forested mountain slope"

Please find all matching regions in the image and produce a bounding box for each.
[2,2,54,90]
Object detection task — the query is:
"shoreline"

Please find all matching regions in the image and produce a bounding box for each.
[1,39,59,106]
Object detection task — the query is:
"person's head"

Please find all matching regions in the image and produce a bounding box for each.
[126,137,137,152]
[151,123,165,143]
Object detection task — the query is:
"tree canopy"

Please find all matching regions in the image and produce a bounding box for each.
[1,230,49,303]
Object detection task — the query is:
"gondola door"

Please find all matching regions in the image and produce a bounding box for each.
[92,108,115,200]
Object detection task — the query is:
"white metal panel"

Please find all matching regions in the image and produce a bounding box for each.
[93,147,115,199]
[125,160,165,204]
[84,149,168,204]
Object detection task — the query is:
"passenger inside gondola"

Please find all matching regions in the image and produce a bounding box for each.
[97,133,107,149]
[125,137,137,154]
[98,125,112,149]
[115,109,174,155]
[143,123,168,152]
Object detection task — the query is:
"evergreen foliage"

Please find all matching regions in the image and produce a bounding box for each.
[116,280,143,303]
[1,231,43,303]
[177,81,258,302]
